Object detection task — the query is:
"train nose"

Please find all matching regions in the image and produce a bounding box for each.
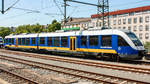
[138,50,147,59]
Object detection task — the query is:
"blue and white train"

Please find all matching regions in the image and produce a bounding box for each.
[4,29,146,60]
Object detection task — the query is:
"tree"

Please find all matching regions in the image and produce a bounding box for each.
[0,27,12,38]
[48,19,61,32]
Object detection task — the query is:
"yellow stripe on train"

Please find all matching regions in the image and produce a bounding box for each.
[6,45,117,54]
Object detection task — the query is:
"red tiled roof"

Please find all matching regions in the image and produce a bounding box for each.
[91,5,150,18]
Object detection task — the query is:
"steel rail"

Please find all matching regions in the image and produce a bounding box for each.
[0,66,38,84]
[1,50,150,75]
[0,55,149,84]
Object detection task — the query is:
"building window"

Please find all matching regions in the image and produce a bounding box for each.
[40,37,45,45]
[145,33,149,39]
[72,24,74,27]
[118,27,121,29]
[145,25,149,31]
[139,17,143,23]
[54,37,60,47]
[139,25,143,31]
[93,22,95,27]
[145,16,149,23]
[47,37,52,46]
[128,18,131,24]
[76,24,78,27]
[118,19,121,25]
[89,36,98,46]
[123,19,126,24]
[123,27,126,29]
[101,36,112,47]
[139,33,143,39]
[133,26,137,31]
[133,18,137,23]
[81,36,87,46]
[113,15,117,18]
[113,20,116,25]
[114,27,116,29]
[96,22,98,27]
[128,26,131,31]
[61,37,68,47]
[99,22,101,27]
[129,12,134,16]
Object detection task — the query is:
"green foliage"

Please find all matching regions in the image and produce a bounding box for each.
[0,27,12,38]
[48,19,61,32]
[14,19,61,34]
[14,23,45,34]
[144,42,150,53]
[0,19,61,38]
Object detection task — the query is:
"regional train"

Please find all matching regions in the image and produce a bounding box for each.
[0,37,3,48]
[4,29,146,60]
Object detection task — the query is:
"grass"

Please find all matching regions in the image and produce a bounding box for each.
[144,42,150,53]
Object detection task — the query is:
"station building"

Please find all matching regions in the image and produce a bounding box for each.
[61,17,91,31]
[91,5,150,43]
[61,5,150,43]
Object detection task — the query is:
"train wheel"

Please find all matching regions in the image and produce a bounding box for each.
[112,55,120,62]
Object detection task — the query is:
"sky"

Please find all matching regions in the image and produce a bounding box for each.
[0,0,150,27]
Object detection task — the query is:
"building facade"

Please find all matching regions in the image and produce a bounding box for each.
[91,5,150,43]
[61,17,91,31]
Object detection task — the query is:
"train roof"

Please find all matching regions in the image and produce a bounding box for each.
[5,29,132,38]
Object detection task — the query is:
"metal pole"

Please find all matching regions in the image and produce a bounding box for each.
[107,0,110,27]
[64,0,67,25]
[2,0,4,14]
[102,0,105,27]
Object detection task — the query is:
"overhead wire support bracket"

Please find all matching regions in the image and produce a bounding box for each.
[66,0,103,7]
[63,0,109,29]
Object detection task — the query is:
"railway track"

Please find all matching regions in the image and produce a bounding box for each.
[0,55,149,84]
[1,49,150,75]
[0,66,38,84]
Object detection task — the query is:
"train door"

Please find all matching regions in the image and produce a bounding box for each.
[15,38,18,47]
[69,37,76,51]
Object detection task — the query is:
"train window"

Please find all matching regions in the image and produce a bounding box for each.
[32,38,36,45]
[18,38,21,45]
[22,38,26,45]
[81,36,87,46]
[26,38,30,45]
[40,37,45,45]
[6,39,8,44]
[89,36,98,46]
[47,37,52,46]
[12,38,14,44]
[101,36,112,47]
[118,36,129,46]
[61,37,68,47]
[54,37,59,47]
[9,38,11,43]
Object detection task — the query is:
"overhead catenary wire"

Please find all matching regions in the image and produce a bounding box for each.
[1,0,21,14]
[53,0,64,16]
[12,7,41,13]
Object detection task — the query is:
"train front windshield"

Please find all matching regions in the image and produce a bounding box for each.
[126,32,143,46]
